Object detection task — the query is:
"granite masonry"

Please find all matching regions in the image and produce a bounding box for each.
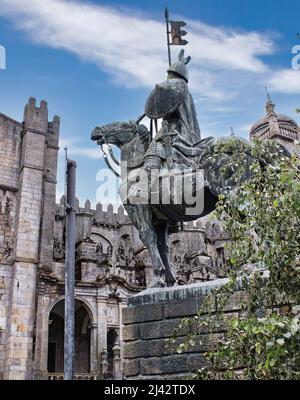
[122,280,241,379]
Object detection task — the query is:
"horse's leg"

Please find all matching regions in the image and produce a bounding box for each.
[156,223,176,287]
[124,204,166,287]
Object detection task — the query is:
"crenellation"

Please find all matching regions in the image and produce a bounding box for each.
[84,199,91,212]
[23,98,48,133]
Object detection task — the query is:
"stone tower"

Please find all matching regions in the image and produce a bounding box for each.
[0,98,59,379]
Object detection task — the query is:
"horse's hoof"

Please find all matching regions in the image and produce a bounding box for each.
[166,270,177,287]
[166,278,177,287]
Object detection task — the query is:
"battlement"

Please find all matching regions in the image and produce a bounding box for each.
[55,196,131,226]
[54,197,219,233]
[49,115,60,136]
[23,97,49,133]
[46,116,60,149]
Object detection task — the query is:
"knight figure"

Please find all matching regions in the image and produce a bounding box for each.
[127,49,213,203]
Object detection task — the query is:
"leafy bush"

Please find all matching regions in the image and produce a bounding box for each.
[169,139,300,379]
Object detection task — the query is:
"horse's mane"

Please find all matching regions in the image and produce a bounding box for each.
[137,124,151,152]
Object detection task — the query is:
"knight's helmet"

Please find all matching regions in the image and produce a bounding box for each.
[167,49,191,83]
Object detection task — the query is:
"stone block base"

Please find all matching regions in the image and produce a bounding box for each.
[122,279,232,379]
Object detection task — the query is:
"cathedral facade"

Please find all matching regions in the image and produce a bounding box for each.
[0,96,298,380]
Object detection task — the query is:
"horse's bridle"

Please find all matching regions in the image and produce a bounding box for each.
[99,117,146,177]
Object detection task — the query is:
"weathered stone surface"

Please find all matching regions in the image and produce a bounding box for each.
[164,298,199,318]
[124,339,168,359]
[223,291,245,312]
[123,324,139,341]
[123,359,140,377]
[187,354,207,371]
[129,279,228,306]
[140,355,190,375]
[139,318,192,340]
[135,372,188,380]
[122,281,242,379]
[123,304,163,325]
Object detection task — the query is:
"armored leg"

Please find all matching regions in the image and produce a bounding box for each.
[156,223,177,287]
[124,203,166,287]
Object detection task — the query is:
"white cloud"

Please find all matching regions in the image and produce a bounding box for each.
[187,20,273,73]
[238,123,254,133]
[0,0,275,99]
[59,137,102,159]
[268,69,300,94]
[67,147,102,159]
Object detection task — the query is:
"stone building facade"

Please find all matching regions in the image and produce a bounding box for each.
[0,98,59,380]
[0,95,298,380]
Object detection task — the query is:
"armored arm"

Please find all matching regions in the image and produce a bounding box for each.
[143,155,162,173]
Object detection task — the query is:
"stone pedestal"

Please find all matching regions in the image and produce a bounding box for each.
[122,279,229,380]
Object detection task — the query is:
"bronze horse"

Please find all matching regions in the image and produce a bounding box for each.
[91,120,258,287]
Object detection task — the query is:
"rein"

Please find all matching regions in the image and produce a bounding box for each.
[102,138,120,167]
[99,120,145,177]
[100,140,121,177]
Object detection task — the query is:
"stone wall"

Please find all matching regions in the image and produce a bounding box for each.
[0,113,23,378]
[122,279,242,380]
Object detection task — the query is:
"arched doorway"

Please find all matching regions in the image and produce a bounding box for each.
[47,299,92,373]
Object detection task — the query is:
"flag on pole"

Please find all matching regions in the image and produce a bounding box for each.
[165,8,188,66]
[169,21,188,46]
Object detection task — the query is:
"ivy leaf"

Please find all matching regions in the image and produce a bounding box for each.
[255,342,262,355]
[232,319,239,328]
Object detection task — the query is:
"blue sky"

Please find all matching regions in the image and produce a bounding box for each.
[0,0,300,209]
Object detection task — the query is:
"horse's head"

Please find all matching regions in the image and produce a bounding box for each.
[91,120,144,148]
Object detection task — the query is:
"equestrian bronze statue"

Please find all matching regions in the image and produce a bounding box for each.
[91,50,284,288]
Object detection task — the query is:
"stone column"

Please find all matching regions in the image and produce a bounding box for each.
[33,286,51,380]
[100,347,108,379]
[112,345,122,380]
[97,298,108,367]
[89,323,98,374]
[118,300,126,375]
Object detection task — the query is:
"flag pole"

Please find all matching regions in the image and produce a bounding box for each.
[165,8,171,66]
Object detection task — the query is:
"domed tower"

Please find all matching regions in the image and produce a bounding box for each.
[249,90,300,156]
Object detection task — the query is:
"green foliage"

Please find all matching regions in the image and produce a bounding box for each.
[168,139,300,379]
[196,312,300,380]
